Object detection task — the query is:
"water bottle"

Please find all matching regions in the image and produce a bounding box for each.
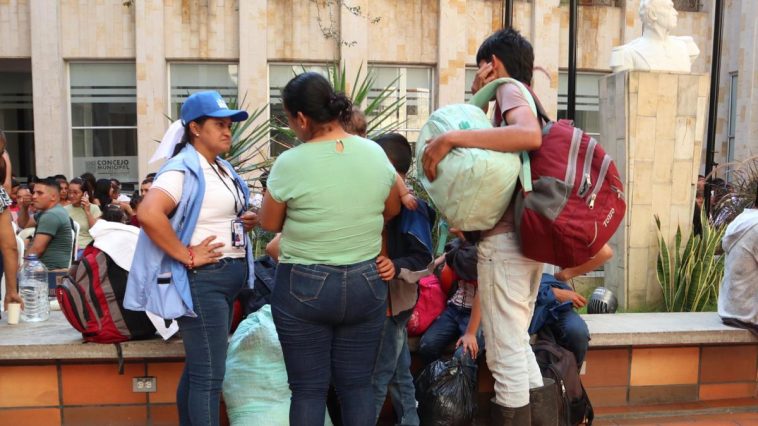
[19,254,50,322]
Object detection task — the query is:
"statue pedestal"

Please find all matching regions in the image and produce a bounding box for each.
[599,71,709,310]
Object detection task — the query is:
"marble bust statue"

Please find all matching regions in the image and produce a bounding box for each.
[610,0,699,73]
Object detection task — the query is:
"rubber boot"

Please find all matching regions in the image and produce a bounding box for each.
[489,398,531,426]
[530,377,560,426]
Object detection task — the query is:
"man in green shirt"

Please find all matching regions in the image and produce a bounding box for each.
[26,178,72,269]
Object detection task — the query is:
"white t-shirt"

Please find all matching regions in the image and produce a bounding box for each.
[152,152,246,258]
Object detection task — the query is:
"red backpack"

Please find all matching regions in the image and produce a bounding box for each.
[407,275,447,337]
[57,245,156,344]
[515,89,626,268]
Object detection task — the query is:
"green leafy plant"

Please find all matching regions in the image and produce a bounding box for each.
[221,96,274,192]
[325,62,406,138]
[709,155,758,227]
[655,210,726,312]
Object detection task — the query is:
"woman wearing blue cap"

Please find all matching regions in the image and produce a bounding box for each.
[124,91,258,426]
[260,72,401,425]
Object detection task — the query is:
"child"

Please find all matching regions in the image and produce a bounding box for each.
[371,133,435,426]
[418,237,484,376]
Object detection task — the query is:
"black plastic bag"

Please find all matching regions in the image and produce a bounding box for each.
[415,358,477,426]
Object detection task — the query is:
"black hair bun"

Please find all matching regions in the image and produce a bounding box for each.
[328,93,353,123]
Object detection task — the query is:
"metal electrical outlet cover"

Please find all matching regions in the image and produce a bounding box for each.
[132,376,157,393]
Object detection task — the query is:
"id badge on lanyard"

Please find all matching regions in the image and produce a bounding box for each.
[231,218,246,248]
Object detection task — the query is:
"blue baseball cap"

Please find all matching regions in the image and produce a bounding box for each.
[180,91,249,125]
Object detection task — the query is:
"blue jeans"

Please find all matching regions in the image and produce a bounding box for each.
[271,260,387,426]
[372,310,419,426]
[548,309,590,366]
[176,258,247,426]
[417,304,485,371]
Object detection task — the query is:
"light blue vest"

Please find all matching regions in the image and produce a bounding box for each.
[124,144,254,319]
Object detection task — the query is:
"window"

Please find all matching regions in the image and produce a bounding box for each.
[169,63,238,120]
[727,72,738,164]
[70,63,138,182]
[559,0,621,6]
[464,68,477,103]
[557,72,605,136]
[673,0,703,12]
[268,64,328,156]
[366,66,433,145]
[0,60,35,179]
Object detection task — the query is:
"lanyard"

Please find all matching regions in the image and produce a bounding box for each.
[209,160,244,216]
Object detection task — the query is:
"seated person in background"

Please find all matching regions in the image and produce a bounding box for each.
[55,175,70,207]
[101,203,128,224]
[529,269,591,368]
[418,237,484,376]
[128,194,142,227]
[140,177,153,195]
[15,185,35,229]
[111,178,131,203]
[64,178,101,257]
[8,178,20,222]
[718,187,758,336]
[23,178,73,269]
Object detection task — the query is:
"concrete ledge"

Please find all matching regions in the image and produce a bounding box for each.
[583,312,758,347]
[0,311,185,360]
[2,311,757,361]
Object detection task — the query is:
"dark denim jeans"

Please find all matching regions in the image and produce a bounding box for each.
[417,304,485,371]
[371,310,419,426]
[272,260,387,426]
[548,309,590,366]
[176,258,247,426]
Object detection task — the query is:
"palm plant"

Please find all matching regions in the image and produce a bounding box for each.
[655,210,726,312]
[326,62,406,138]
[709,155,758,227]
[270,62,406,143]
[221,96,274,192]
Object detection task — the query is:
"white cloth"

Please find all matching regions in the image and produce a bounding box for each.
[152,151,246,258]
[150,120,184,164]
[719,208,758,326]
[89,220,140,271]
[477,232,544,408]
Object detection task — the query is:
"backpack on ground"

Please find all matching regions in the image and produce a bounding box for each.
[510,79,626,268]
[533,329,594,426]
[415,78,533,231]
[57,244,155,344]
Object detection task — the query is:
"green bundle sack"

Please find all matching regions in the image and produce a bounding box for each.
[223,305,333,426]
[415,78,535,231]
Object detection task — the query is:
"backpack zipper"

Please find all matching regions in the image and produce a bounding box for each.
[578,138,598,197]
[564,127,583,188]
[587,155,612,209]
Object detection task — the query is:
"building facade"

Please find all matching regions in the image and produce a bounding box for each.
[0,0,754,185]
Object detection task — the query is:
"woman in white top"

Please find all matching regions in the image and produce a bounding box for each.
[135,91,257,426]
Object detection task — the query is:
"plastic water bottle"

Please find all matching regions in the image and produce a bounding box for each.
[19,254,50,322]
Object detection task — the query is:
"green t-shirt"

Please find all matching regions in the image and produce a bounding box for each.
[34,205,73,269]
[64,204,102,247]
[268,136,397,265]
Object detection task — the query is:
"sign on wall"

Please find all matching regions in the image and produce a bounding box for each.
[72,156,139,182]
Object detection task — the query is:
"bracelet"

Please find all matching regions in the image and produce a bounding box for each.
[186,247,195,270]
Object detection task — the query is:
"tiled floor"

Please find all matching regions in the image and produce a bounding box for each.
[595,411,758,425]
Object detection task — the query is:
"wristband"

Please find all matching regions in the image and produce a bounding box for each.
[186,247,195,270]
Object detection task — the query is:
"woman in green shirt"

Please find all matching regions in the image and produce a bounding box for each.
[260,72,400,425]
[64,178,100,257]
